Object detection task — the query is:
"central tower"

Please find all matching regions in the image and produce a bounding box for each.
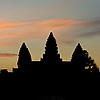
[41,32,62,64]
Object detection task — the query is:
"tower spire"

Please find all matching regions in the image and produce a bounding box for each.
[17,42,32,69]
[71,43,83,62]
[41,32,62,63]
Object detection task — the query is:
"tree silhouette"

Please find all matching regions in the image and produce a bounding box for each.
[71,43,99,72]
[82,50,99,72]
[17,42,32,69]
[41,32,62,63]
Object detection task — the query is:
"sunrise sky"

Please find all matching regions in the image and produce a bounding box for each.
[0,0,100,71]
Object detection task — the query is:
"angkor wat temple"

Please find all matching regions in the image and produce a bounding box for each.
[0,32,100,100]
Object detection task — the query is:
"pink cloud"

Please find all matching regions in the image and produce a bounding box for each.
[15,19,78,41]
[0,19,78,39]
[0,21,31,30]
[0,53,17,58]
[0,19,77,30]
[0,33,21,38]
[33,19,77,29]
[1,18,99,46]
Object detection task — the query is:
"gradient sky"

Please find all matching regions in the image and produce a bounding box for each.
[0,0,100,71]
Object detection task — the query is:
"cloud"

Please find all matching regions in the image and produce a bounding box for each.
[0,17,100,46]
[0,53,18,58]
[0,18,78,39]
[0,32,21,38]
[74,17,100,38]
[30,19,77,33]
[0,19,77,30]
[0,21,31,30]
[51,17,100,45]
[77,18,100,28]
[78,30,100,38]
[0,18,78,46]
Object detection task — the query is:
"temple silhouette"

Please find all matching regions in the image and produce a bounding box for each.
[0,32,100,100]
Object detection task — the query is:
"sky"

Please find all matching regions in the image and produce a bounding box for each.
[0,0,100,71]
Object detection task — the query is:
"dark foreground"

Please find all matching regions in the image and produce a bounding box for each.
[0,65,100,100]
